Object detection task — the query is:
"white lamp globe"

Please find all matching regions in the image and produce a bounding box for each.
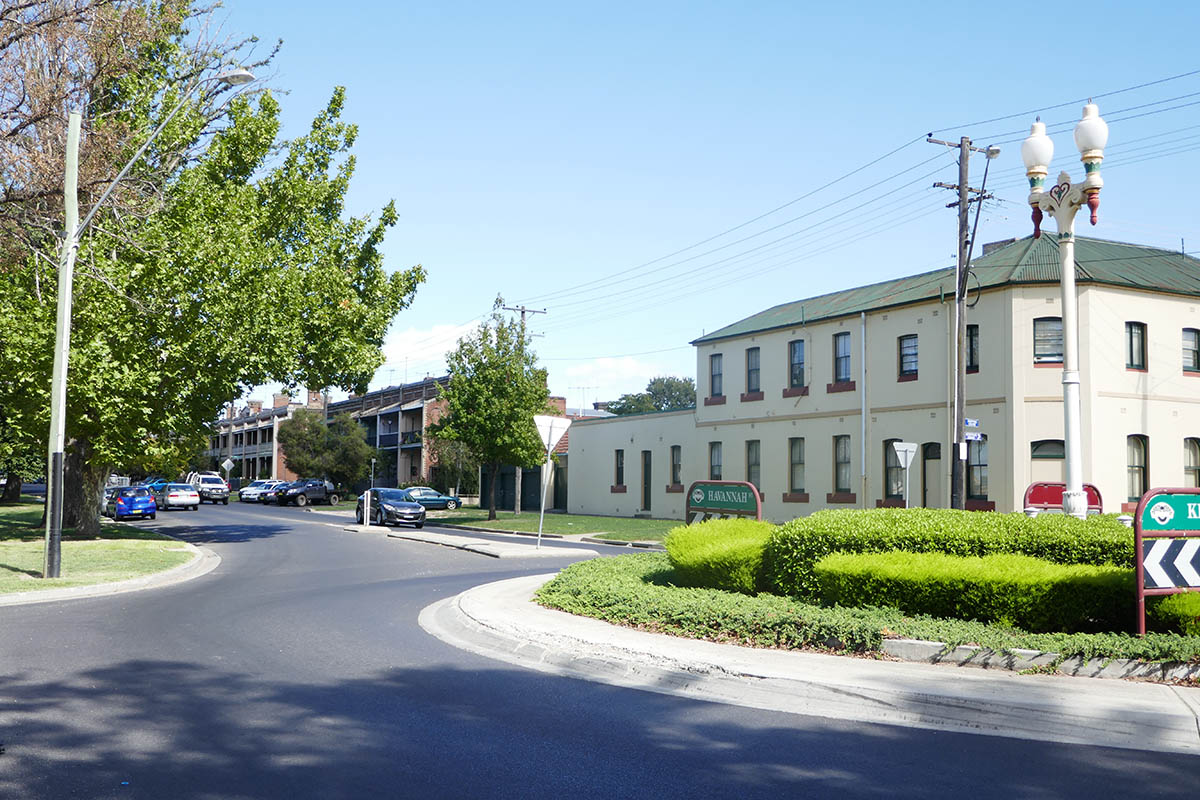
[1021,119,1054,173]
[1074,103,1108,159]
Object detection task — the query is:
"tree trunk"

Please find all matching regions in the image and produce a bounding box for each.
[1,474,21,503]
[62,437,104,538]
[487,462,499,521]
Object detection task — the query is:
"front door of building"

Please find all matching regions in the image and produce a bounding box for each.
[922,442,943,508]
[641,450,652,512]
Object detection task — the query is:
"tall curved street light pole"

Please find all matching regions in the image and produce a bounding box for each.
[44,68,255,578]
[1021,102,1109,519]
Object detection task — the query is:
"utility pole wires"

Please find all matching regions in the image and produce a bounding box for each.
[927,134,998,511]
[502,304,546,515]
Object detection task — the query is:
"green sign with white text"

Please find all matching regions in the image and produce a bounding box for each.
[1139,492,1200,531]
[687,481,761,517]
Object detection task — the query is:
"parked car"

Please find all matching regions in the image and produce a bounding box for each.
[105,486,157,520]
[101,486,120,514]
[278,479,340,507]
[264,481,298,504]
[139,477,169,492]
[404,486,462,510]
[155,482,199,511]
[239,479,284,502]
[356,488,426,527]
[193,474,229,504]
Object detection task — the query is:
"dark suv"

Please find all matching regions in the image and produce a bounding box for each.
[278,479,340,507]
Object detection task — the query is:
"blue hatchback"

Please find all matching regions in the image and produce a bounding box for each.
[106,486,157,520]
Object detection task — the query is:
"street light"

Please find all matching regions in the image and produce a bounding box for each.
[1021,103,1108,519]
[43,68,256,577]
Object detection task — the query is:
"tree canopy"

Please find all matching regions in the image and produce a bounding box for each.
[277,409,375,488]
[606,376,696,415]
[0,2,424,532]
[430,301,551,520]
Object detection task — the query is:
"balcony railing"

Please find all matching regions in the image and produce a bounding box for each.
[378,432,399,448]
[400,431,422,446]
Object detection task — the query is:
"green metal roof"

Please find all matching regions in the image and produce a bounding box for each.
[692,235,1200,344]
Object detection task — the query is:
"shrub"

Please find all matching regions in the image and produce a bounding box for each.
[762,508,1133,600]
[814,550,1132,633]
[1148,592,1200,636]
[533,552,1200,663]
[664,518,776,594]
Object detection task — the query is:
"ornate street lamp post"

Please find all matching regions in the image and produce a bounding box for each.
[1021,103,1108,519]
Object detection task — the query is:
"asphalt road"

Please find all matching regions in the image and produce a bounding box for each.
[1,501,1196,799]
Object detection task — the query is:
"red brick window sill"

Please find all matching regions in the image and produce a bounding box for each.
[875,498,905,508]
[1126,367,1148,373]
[782,386,809,398]
[1034,362,1063,369]
[704,395,727,406]
[740,391,764,402]
[897,373,918,383]
[826,381,856,393]
[781,492,809,503]
[665,484,684,494]
[610,485,627,494]
[826,492,857,504]
[965,499,995,511]
[1185,370,1200,377]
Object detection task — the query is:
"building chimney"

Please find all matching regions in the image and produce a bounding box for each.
[247,400,263,415]
[272,393,291,409]
[549,396,566,414]
[307,389,326,409]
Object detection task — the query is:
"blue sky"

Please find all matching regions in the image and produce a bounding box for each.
[219,1,1200,409]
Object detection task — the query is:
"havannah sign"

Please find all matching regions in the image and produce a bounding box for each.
[686,480,762,522]
[1134,487,1200,635]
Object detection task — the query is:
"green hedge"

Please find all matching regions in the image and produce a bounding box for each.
[664,518,776,594]
[814,550,1131,633]
[533,552,1200,663]
[763,508,1133,600]
[1149,592,1200,636]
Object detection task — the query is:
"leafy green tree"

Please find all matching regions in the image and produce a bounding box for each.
[277,409,375,489]
[0,6,425,537]
[322,412,376,489]
[277,408,328,480]
[605,393,657,415]
[606,376,696,415]
[427,434,480,496]
[431,301,552,520]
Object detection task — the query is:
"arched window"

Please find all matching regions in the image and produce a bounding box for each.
[968,435,988,500]
[1127,435,1148,501]
[884,439,903,499]
[1185,438,1200,489]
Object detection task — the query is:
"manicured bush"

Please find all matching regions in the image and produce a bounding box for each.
[1148,592,1200,636]
[762,508,1133,600]
[664,518,777,594]
[533,552,1200,663]
[814,550,1132,633]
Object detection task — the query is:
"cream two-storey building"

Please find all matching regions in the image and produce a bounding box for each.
[567,236,1200,521]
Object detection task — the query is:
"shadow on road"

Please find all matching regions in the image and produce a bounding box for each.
[0,658,1195,799]
[160,521,294,545]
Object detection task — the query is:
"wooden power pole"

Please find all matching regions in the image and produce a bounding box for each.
[502,304,546,515]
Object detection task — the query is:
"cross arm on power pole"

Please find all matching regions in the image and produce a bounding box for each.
[927,136,994,155]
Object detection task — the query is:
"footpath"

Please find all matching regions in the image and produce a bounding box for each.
[420,571,1200,756]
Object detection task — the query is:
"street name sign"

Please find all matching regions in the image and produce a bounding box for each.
[686,480,762,523]
[964,418,979,428]
[963,432,984,442]
[1134,487,1200,635]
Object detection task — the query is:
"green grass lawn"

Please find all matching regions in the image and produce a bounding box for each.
[0,499,193,593]
[427,508,678,542]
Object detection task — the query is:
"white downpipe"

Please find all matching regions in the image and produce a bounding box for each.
[860,311,868,508]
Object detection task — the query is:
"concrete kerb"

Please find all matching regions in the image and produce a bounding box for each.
[341,524,601,559]
[0,539,220,607]
[421,573,1200,755]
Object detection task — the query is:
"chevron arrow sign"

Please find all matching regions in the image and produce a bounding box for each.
[1142,538,1200,589]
